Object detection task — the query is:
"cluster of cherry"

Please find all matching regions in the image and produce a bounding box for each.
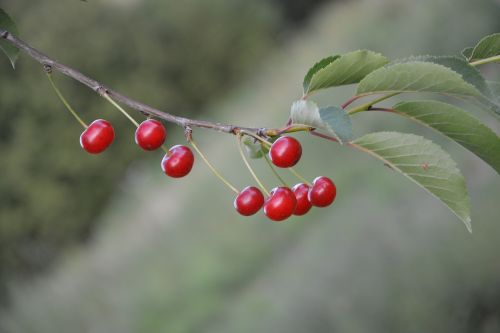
[80,119,336,222]
[235,136,336,221]
[80,118,194,177]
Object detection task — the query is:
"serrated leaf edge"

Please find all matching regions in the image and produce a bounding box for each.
[470,32,500,61]
[351,132,472,232]
[358,61,483,98]
[303,55,340,93]
[307,50,388,94]
[392,100,500,173]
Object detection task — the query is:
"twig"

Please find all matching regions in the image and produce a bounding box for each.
[0,28,275,136]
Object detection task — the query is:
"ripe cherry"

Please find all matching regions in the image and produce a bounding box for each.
[292,183,312,216]
[308,176,336,207]
[234,186,265,216]
[80,119,115,154]
[135,119,166,151]
[264,187,297,221]
[161,145,194,178]
[269,136,302,168]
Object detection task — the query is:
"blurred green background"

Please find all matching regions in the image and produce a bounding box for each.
[0,0,499,332]
[0,0,326,284]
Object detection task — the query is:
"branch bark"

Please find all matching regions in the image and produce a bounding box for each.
[0,28,267,135]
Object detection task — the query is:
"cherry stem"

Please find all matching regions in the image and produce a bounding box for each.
[239,130,272,147]
[46,73,88,128]
[103,93,169,153]
[160,145,169,154]
[288,167,311,186]
[189,138,239,194]
[272,123,314,136]
[102,93,140,127]
[263,154,289,187]
[242,129,311,186]
[237,134,270,196]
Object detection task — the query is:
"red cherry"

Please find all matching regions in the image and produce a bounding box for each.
[269,136,302,168]
[80,119,115,154]
[234,186,265,216]
[135,119,166,151]
[161,145,194,178]
[264,187,297,221]
[292,183,312,216]
[308,176,336,207]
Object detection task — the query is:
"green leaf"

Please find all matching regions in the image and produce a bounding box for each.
[352,132,471,231]
[470,33,500,61]
[303,55,339,92]
[461,47,473,60]
[488,81,500,102]
[319,106,353,142]
[290,100,352,143]
[357,61,482,98]
[290,100,323,128]
[393,100,500,173]
[409,55,491,97]
[305,50,388,94]
[403,55,500,114]
[242,137,264,159]
[0,8,19,69]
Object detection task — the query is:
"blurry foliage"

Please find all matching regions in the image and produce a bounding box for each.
[0,0,329,289]
[273,0,331,24]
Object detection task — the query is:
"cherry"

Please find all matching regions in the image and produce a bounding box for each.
[135,119,166,151]
[292,183,312,216]
[80,119,115,154]
[269,136,302,168]
[264,187,297,221]
[234,186,265,216]
[308,176,336,207]
[161,145,194,178]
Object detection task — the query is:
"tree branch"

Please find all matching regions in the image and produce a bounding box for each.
[0,28,268,135]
